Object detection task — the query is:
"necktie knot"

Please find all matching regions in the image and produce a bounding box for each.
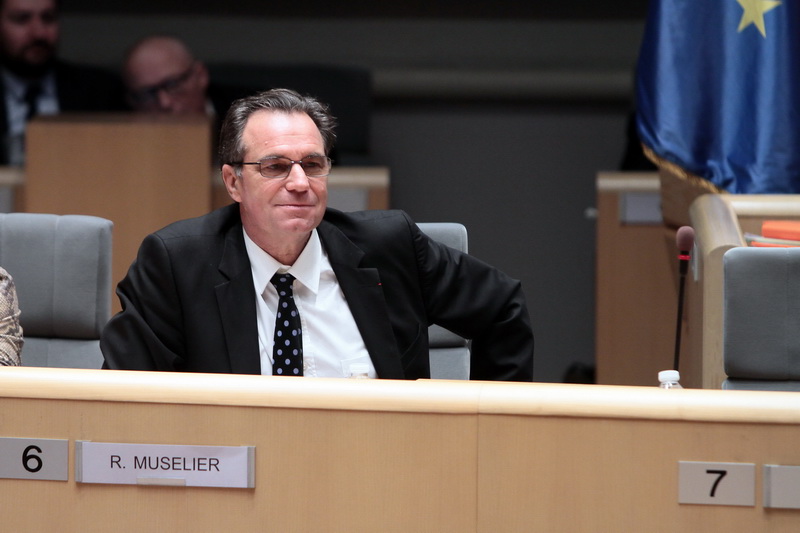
[270,273,295,293]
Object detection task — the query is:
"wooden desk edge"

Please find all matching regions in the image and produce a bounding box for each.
[210,166,390,189]
[690,194,745,251]
[727,194,800,217]
[2,166,390,190]
[596,171,660,193]
[3,366,800,425]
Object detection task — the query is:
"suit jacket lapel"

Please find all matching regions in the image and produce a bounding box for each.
[215,222,261,374]
[318,221,405,379]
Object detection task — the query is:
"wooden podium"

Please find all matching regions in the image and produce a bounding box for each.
[595,172,677,386]
[687,194,800,389]
[597,169,800,389]
[3,367,800,531]
[21,113,213,311]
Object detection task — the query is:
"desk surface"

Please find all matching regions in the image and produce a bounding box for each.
[4,366,800,424]
[3,368,800,532]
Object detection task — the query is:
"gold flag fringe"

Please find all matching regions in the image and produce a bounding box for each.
[642,143,726,195]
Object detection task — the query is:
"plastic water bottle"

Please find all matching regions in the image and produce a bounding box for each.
[349,363,370,379]
[658,370,683,389]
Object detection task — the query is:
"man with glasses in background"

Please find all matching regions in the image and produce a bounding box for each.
[101,88,534,382]
[0,0,124,166]
[122,35,253,164]
[123,35,250,119]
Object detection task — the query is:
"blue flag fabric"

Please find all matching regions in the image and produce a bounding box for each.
[636,0,800,193]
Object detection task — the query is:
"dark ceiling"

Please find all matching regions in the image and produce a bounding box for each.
[64,1,649,19]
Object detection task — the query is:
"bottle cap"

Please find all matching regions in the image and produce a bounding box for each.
[658,370,680,383]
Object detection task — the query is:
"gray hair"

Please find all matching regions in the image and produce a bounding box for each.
[218,88,337,171]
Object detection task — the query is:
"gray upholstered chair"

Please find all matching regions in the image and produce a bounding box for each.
[722,246,800,391]
[417,222,470,380]
[0,213,113,368]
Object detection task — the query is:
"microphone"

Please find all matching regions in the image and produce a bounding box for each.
[673,226,695,371]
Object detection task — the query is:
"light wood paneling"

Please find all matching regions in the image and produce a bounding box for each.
[22,114,212,313]
[595,172,677,386]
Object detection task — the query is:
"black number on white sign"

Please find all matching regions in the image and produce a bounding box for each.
[706,469,727,497]
[22,445,43,473]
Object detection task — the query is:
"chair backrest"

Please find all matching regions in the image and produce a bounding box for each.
[0,213,113,368]
[722,246,800,391]
[417,222,470,380]
[207,63,373,164]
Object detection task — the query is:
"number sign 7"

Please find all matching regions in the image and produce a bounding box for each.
[678,462,755,506]
[705,469,727,497]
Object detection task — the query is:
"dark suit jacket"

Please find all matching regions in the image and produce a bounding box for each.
[101,205,534,381]
[0,60,126,163]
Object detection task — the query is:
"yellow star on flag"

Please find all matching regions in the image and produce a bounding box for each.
[736,0,781,38]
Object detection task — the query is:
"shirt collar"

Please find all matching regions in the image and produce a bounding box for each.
[242,228,322,296]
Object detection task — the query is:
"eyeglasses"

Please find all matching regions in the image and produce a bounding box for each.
[233,155,333,179]
[127,65,195,107]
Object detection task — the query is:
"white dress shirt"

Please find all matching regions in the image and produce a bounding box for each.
[243,228,376,378]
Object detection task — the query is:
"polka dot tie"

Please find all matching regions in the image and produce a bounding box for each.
[271,273,303,376]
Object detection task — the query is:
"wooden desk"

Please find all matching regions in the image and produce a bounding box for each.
[595,172,678,386]
[597,180,800,389]
[21,114,212,313]
[688,194,800,389]
[2,367,800,531]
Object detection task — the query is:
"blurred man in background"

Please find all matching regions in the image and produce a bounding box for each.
[123,35,250,119]
[0,0,124,165]
[123,35,253,165]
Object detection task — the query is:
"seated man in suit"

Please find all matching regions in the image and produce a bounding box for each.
[101,88,534,381]
[0,266,22,365]
[0,0,125,165]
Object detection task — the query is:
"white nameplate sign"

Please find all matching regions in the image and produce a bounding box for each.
[678,461,755,506]
[0,437,68,481]
[764,465,800,509]
[75,441,255,488]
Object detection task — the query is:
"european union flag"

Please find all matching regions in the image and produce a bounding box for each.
[636,0,800,193]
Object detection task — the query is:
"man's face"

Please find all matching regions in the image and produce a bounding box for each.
[0,0,58,77]
[124,45,209,114]
[222,110,328,254]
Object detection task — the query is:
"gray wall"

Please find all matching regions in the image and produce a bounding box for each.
[372,103,628,382]
[57,15,645,382]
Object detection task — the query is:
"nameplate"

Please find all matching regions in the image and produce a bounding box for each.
[764,465,800,509]
[619,191,662,224]
[0,437,68,481]
[678,461,755,506]
[75,441,255,488]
